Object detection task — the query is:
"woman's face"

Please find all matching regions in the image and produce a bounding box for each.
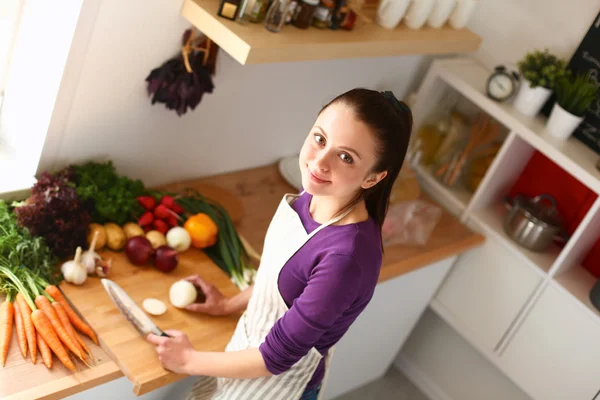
[299,102,387,199]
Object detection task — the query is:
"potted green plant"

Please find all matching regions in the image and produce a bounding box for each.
[514,49,568,116]
[546,73,599,140]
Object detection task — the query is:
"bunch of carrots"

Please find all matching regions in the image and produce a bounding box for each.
[0,266,98,371]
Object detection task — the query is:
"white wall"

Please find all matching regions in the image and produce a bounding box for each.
[470,0,599,69]
[35,0,426,186]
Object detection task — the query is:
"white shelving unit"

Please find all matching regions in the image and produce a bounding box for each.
[468,205,559,277]
[411,57,600,400]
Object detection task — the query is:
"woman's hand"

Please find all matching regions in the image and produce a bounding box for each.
[183,275,230,316]
[147,330,196,375]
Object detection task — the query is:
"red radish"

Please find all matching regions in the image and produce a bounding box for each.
[160,196,176,209]
[166,215,179,227]
[172,203,184,214]
[154,205,170,219]
[137,196,156,211]
[153,220,169,235]
[154,246,179,272]
[138,211,154,227]
[125,237,155,266]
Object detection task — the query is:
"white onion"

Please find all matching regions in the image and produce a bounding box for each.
[143,298,167,316]
[169,280,197,308]
[166,227,192,252]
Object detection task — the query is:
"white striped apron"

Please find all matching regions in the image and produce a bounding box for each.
[186,192,354,400]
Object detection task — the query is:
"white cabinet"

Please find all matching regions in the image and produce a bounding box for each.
[500,283,600,400]
[433,237,541,351]
[322,257,456,400]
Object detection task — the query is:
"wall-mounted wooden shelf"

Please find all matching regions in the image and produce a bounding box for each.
[181,0,482,65]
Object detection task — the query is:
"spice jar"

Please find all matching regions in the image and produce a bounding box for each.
[265,0,292,32]
[292,0,319,29]
[312,0,334,28]
[249,0,271,22]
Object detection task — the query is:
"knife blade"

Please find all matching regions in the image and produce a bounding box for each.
[101,279,169,337]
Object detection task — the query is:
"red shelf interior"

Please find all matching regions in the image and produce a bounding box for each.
[508,151,600,277]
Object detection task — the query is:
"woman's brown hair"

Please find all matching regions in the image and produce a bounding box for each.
[321,88,413,235]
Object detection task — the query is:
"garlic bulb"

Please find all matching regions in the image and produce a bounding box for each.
[81,230,112,276]
[62,247,87,285]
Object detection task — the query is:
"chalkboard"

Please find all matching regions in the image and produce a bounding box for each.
[566,12,600,154]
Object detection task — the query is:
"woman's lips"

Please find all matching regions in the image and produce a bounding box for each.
[309,169,330,184]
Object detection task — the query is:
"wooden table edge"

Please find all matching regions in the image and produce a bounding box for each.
[378,233,485,284]
[5,361,123,400]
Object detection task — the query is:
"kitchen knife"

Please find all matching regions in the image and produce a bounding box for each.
[101,279,169,337]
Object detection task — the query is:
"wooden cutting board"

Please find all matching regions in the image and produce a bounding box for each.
[60,183,245,395]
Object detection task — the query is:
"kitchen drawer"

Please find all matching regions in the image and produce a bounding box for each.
[434,237,541,351]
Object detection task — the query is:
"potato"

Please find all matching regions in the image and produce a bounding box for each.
[88,223,107,250]
[104,223,126,251]
[123,222,145,240]
[146,230,167,249]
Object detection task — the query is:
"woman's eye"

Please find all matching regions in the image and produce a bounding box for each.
[314,134,326,146]
[339,153,354,164]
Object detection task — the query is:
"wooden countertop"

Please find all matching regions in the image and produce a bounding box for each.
[5,164,483,399]
[192,165,484,283]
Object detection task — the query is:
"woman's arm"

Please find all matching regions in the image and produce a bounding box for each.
[224,285,254,314]
[187,348,271,378]
[147,330,271,378]
[185,274,254,316]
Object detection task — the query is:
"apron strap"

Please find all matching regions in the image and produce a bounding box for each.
[306,203,355,241]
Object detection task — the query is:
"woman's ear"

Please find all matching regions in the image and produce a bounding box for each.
[361,171,388,190]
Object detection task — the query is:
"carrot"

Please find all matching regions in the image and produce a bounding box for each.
[1,297,14,366]
[31,309,75,372]
[35,295,85,362]
[52,301,91,360]
[13,302,27,359]
[16,293,36,364]
[37,331,52,369]
[45,285,98,345]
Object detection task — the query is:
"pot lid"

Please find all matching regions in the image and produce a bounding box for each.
[514,194,563,228]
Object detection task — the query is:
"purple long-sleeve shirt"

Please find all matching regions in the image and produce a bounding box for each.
[258,192,382,390]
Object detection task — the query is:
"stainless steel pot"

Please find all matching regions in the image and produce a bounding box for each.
[503,194,567,252]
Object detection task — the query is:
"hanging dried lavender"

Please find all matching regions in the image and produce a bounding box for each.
[146,29,218,116]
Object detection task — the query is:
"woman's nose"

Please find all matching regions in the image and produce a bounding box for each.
[314,152,330,171]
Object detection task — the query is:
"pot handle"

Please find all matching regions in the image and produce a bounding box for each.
[555,230,570,244]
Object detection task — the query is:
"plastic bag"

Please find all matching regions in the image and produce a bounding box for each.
[382,200,442,246]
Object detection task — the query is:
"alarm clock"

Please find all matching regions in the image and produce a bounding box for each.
[486,65,519,102]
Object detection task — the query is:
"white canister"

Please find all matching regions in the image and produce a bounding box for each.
[427,0,456,28]
[449,0,478,29]
[404,0,435,29]
[513,80,553,117]
[546,103,585,140]
[377,0,412,30]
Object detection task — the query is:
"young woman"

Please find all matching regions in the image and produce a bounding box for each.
[147,88,413,400]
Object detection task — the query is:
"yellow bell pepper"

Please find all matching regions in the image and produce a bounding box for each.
[184,213,218,249]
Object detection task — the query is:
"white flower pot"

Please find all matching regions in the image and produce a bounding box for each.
[546,103,584,140]
[513,80,552,116]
